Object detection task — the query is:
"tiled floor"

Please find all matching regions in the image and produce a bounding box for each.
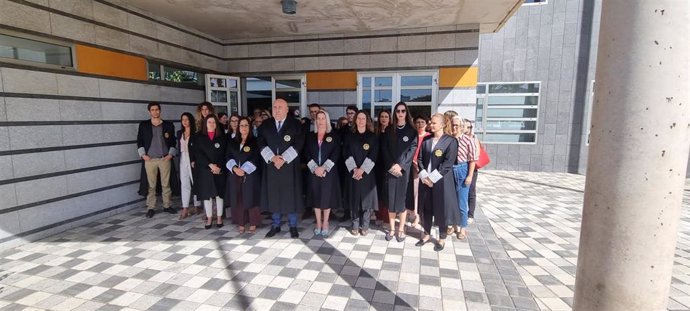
[479,170,690,310]
[0,171,687,310]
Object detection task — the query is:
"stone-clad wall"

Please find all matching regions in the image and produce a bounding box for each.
[0,0,226,72]
[478,0,594,173]
[0,66,203,249]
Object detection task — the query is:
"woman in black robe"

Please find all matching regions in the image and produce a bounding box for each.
[374,110,391,226]
[304,110,341,238]
[225,117,262,234]
[381,102,417,242]
[416,113,459,251]
[343,110,379,236]
[192,114,228,229]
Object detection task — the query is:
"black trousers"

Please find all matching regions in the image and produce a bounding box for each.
[421,199,448,239]
[468,169,478,218]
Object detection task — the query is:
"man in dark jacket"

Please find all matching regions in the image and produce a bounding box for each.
[258,98,305,238]
[137,102,177,218]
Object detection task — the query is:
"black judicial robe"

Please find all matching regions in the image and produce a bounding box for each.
[343,130,379,215]
[304,132,341,209]
[381,124,417,212]
[416,134,459,227]
[192,132,228,200]
[257,117,305,214]
[224,137,261,210]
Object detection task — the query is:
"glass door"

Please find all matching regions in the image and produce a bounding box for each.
[272,75,306,118]
[205,74,241,115]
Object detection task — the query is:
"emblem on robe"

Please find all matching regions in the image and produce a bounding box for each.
[434,149,443,157]
[363,143,370,150]
[243,146,251,152]
[284,135,291,142]
[326,137,332,143]
[402,136,409,142]
[214,143,220,149]
[164,132,170,138]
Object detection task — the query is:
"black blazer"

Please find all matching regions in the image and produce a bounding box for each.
[304,132,341,167]
[382,124,417,171]
[137,120,176,157]
[257,117,305,158]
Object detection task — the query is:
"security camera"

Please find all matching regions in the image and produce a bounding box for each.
[281,0,297,14]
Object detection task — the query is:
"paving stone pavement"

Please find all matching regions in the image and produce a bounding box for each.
[0,170,687,310]
[0,190,538,310]
[479,170,690,310]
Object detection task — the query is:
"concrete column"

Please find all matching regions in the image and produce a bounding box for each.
[573,1,689,310]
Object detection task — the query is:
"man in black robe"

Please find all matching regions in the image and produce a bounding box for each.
[136,102,177,218]
[258,99,305,238]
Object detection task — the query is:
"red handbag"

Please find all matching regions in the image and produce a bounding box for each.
[475,142,490,169]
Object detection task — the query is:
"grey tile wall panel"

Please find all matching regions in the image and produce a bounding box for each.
[11,150,66,179]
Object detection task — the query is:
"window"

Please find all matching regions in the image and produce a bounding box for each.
[148,61,204,85]
[358,71,437,120]
[244,75,306,117]
[523,0,547,5]
[475,82,540,144]
[0,32,73,68]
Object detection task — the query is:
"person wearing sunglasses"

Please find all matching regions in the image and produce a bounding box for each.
[380,102,417,242]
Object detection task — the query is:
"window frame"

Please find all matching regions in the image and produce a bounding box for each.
[476,81,541,145]
[0,29,77,71]
[357,70,438,120]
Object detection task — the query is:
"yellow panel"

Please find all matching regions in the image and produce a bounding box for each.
[306,71,357,90]
[439,67,478,88]
[75,44,147,81]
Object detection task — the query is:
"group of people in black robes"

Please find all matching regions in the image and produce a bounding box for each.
[141,98,478,250]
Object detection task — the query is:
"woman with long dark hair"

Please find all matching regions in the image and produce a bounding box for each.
[178,112,201,219]
[374,110,391,226]
[304,110,341,238]
[193,114,228,229]
[381,102,417,242]
[228,113,240,139]
[225,117,262,233]
[344,111,379,236]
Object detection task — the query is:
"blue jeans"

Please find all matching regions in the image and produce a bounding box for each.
[453,163,470,228]
[272,212,298,228]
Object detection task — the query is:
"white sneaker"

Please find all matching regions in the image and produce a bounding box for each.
[468,218,475,224]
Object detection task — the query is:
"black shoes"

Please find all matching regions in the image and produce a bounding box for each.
[163,208,177,214]
[146,209,155,218]
[385,231,393,241]
[266,226,281,238]
[434,241,445,252]
[216,223,224,228]
[290,227,299,238]
[205,224,212,230]
[415,238,430,247]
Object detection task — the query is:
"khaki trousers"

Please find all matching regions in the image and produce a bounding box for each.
[145,158,172,210]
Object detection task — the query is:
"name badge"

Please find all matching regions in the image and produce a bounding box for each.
[434,149,443,157]
[284,135,291,142]
[363,143,370,151]
[402,136,409,142]
[214,143,220,149]
[243,146,251,152]
[326,137,332,143]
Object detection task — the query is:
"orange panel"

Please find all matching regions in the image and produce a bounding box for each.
[439,67,478,88]
[75,44,147,81]
[306,71,357,90]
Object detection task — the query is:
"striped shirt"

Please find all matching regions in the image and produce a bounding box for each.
[456,134,478,163]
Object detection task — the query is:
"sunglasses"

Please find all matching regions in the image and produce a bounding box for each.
[395,109,406,113]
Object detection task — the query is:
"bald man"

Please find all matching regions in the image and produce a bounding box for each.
[258,99,305,238]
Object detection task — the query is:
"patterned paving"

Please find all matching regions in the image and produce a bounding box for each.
[479,170,690,310]
[0,171,688,310]
[0,195,538,310]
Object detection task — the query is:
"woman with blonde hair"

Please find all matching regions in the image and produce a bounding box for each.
[450,115,477,240]
[304,110,341,237]
[416,113,458,251]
